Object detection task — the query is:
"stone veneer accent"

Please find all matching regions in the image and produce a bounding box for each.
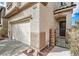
[49,29,56,47]
[39,32,46,50]
[30,32,46,50]
[30,32,39,50]
[30,31,56,50]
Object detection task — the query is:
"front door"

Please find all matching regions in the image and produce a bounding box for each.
[56,21,68,48]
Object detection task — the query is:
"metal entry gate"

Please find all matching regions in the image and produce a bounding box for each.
[55,21,69,48]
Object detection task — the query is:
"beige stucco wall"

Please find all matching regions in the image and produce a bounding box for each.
[47,2,73,11]
[7,2,73,50]
[8,2,59,50]
[54,11,72,36]
[39,3,58,50]
[39,3,49,50]
[66,11,72,30]
[47,2,60,11]
[8,3,40,49]
[30,3,40,50]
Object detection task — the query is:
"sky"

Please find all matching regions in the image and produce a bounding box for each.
[72,2,79,26]
[0,2,6,7]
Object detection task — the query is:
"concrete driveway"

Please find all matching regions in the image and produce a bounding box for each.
[0,39,29,56]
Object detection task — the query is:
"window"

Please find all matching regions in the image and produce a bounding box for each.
[0,11,1,24]
[17,2,21,7]
[59,21,66,36]
[41,2,48,6]
[71,2,76,6]
[0,17,1,24]
[7,2,13,10]
[71,2,74,5]
[60,2,67,6]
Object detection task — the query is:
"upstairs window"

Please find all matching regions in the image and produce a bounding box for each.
[0,2,4,5]
[71,2,74,5]
[7,2,13,10]
[17,2,21,7]
[0,17,1,24]
[71,2,76,6]
[60,2,67,6]
[0,13,2,25]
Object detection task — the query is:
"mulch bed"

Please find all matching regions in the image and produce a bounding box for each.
[23,49,35,56]
[23,45,54,56]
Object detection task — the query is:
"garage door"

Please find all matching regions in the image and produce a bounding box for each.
[11,21,30,46]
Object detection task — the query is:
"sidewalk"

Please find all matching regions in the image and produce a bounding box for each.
[47,46,71,56]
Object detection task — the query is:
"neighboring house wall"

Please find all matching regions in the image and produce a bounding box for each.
[2,8,8,35]
[0,7,8,36]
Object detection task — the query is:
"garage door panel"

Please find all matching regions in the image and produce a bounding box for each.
[11,22,30,45]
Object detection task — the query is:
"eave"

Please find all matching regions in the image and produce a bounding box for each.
[4,6,20,18]
[4,2,36,18]
[54,4,76,19]
[54,4,76,14]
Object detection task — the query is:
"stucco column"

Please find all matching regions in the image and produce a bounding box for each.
[8,21,12,39]
[30,3,40,50]
[66,12,72,30]
[66,12,72,48]
[30,3,56,50]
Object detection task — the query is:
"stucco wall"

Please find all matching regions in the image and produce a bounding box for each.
[7,2,73,50]
[3,18,8,34]
[66,12,72,30]
[30,3,40,50]
[39,3,49,50]
[47,2,60,11]
[47,2,73,11]
[8,3,40,49]
[39,3,57,50]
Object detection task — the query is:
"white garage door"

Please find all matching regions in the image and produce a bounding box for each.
[11,22,30,46]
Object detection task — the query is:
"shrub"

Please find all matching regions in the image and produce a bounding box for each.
[0,28,7,37]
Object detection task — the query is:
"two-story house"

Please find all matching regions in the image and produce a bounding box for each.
[4,2,76,51]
